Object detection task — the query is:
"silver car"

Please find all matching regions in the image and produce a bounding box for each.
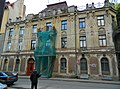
[0,83,8,89]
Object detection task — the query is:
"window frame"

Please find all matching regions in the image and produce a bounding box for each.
[7,42,11,51]
[32,24,37,34]
[18,40,22,51]
[61,20,67,30]
[61,37,67,48]
[31,40,36,50]
[97,15,105,26]
[46,22,52,31]
[79,18,86,29]
[101,58,110,75]
[20,26,24,36]
[9,28,14,38]
[99,35,107,47]
[79,36,87,48]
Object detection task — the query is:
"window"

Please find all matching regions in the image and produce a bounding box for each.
[99,35,107,46]
[9,28,14,38]
[32,25,37,34]
[79,36,86,48]
[46,22,52,31]
[101,58,110,75]
[3,59,8,71]
[7,42,11,51]
[79,18,85,28]
[80,58,88,74]
[97,15,105,26]
[20,27,24,36]
[31,40,36,50]
[14,59,20,72]
[61,37,67,48]
[18,41,22,50]
[61,20,67,30]
[60,58,67,73]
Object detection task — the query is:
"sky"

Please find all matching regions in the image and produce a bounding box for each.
[6,0,120,15]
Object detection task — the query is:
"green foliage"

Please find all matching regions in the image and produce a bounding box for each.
[114,3,120,24]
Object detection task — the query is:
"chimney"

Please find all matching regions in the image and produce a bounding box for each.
[86,3,88,9]
[92,2,95,9]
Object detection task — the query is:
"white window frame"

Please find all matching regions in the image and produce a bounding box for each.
[79,36,87,48]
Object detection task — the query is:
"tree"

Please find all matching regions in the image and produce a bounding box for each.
[114,3,120,25]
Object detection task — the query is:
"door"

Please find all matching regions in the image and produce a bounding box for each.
[26,58,35,76]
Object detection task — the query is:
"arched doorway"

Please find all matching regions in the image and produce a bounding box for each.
[60,58,67,73]
[3,59,8,71]
[26,58,35,76]
[80,58,88,74]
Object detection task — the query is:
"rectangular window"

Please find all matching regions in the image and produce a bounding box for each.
[61,37,67,48]
[46,22,52,31]
[20,26,24,36]
[99,35,107,46]
[79,36,86,48]
[61,20,67,30]
[32,25,37,34]
[7,42,11,51]
[18,41,22,50]
[97,15,105,26]
[31,40,36,50]
[9,28,14,38]
[79,18,85,28]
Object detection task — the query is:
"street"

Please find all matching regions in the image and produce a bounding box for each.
[9,78,120,89]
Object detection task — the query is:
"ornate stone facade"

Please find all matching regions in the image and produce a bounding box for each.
[0,1,119,80]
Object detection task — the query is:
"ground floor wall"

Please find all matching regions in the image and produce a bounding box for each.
[0,52,119,80]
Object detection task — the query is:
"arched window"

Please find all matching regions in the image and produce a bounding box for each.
[3,59,8,71]
[101,57,110,75]
[80,58,88,74]
[14,59,20,72]
[60,58,67,73]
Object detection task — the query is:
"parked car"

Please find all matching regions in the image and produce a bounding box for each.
[0,83,8,89]
[4,72,18,82]
[0,72,15,86]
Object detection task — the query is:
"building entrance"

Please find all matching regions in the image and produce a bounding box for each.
[26,58,35,76]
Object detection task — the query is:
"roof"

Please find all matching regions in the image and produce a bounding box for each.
[41,1,68,12]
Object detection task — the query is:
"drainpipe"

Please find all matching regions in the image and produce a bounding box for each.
[74,7,78,78]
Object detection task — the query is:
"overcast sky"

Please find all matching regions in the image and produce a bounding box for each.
[6,0,120,15]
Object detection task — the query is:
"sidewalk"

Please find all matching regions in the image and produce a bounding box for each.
[18,76,120,85]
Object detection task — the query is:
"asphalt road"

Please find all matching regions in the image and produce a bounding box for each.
[9,78,120,89]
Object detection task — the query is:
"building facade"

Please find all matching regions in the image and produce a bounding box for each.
[0,1,119,80]
[0,0,6,29]
[0,0,26,34]
[0,0,26,69]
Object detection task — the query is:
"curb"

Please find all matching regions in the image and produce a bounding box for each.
[42,78,120,85]
[18,76,120,85]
